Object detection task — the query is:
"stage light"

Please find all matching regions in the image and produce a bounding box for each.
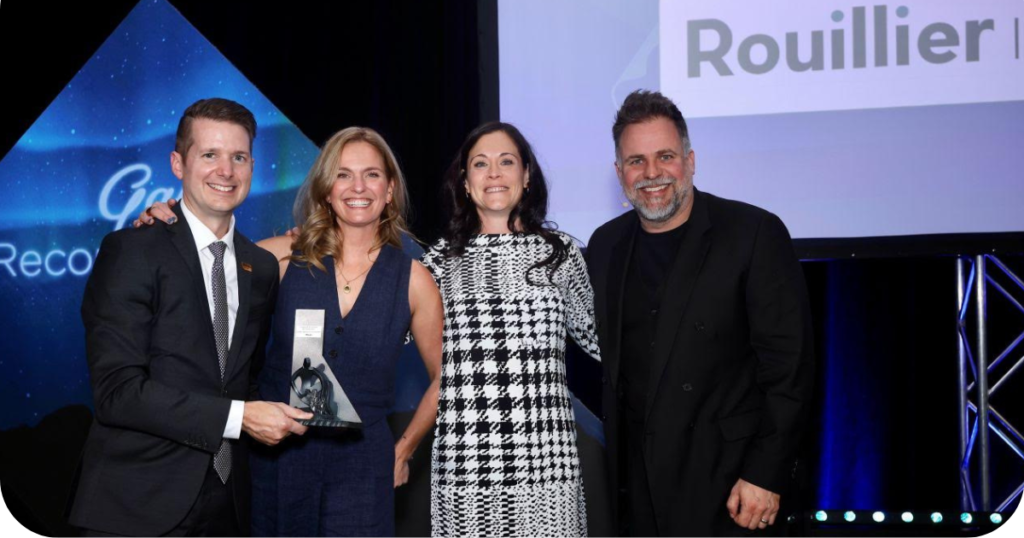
[802,509,1013,526]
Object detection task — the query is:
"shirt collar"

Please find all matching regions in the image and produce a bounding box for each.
[179,199,236,255]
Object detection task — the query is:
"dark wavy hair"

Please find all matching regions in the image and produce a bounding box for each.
[612,89,691,163]
[441,121,568,283]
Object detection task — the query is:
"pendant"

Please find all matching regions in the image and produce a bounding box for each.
[343,285,351,294]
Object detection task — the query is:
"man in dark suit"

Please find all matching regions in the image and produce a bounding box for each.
[69,98,311,536]
[586,90,815,536]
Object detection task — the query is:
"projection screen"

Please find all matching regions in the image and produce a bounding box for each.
[498,0,1023,253]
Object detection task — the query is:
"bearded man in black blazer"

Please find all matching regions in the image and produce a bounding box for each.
[586,90,815,536]
[69,98,311,536]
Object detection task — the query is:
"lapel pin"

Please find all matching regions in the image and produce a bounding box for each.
[241,262,253,272]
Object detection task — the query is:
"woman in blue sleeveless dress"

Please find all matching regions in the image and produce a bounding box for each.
[248,127,442,536]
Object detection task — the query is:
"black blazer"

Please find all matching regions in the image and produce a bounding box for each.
[586,189,815,536]
[69,202,278,536]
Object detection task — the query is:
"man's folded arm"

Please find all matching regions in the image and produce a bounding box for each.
[83,233,230,453]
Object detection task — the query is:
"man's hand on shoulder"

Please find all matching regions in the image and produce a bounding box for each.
[727,477,781,530]
[242,401,313,446]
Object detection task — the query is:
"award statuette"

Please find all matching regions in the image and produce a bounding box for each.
[290,309,362,428]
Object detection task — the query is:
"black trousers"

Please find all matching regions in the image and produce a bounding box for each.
[619,416,659,537]
[618,416,788,537]
[82,465,240,537]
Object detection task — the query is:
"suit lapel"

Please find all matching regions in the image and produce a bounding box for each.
[645,189,712,422]
[606,215,638,390]
[225,234,253,382]
[167,203,219,378]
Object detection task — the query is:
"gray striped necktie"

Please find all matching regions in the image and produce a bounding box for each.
[209,241,232,483]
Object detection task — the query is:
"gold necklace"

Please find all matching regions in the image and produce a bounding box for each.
[337,258,374,294]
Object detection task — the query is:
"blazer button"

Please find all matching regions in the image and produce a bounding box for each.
[688,422,695,430]
[694,322,705,332]
[335,326,343,335]
[601,414,608,421]
[649,342,655,350]
[329,349,338,358]
[682,383,693,392]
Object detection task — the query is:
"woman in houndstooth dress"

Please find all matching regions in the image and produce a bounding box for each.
[422,122,601,537]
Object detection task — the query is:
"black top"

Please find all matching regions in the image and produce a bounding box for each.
[586,189,816,535]
[619,220,690,423]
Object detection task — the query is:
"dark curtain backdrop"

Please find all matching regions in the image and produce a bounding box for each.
[796,256,1024,533]
[2,1,1021,536]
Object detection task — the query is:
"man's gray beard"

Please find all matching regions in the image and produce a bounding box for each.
[625,178,687,223]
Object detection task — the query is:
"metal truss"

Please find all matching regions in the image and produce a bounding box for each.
[957,255,1024,513]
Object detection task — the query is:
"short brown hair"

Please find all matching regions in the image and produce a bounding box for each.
[174,98,257,155]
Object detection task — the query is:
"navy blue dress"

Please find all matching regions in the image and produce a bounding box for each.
[251,245,412,537]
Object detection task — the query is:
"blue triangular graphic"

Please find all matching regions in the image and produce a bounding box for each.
[0,0,318,428]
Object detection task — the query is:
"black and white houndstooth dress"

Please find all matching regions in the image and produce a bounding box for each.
[422,232,601,537]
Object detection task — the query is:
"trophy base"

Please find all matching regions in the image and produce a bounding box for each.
[296,413,362,429]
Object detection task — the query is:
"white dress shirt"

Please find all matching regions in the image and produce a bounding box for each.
[179,200,245,440]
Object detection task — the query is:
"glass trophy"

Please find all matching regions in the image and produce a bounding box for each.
[289,309,362,428]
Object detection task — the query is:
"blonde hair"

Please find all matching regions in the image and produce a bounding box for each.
[290,127,412,272]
